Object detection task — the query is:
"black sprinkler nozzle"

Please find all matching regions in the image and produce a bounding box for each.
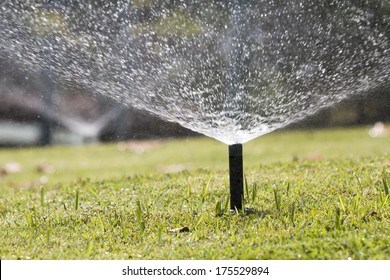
[229,144,244,212]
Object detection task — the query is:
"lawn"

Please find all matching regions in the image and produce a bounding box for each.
[0,126,389,259]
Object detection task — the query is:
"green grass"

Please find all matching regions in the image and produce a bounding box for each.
[0,126,389,259]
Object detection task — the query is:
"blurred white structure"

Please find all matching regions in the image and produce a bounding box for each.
[368,122,389,138]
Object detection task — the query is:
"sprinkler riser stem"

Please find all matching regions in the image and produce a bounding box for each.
[229,144,244,211]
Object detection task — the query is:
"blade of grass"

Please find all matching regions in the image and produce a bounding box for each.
[289,203,295,226]
[382,176,389,196]
[251,183,258,203]
[274,189,281,213]
[40,187,45,208]
[195,214,204,228]
[135,201,145,236]
[88,188,102,205]
[97,213,105,233]
[215,200,222,216]
[338,195,346,212]
[202,175,213,201]
[286,182,290,197]
[75,189,79,211]
[244,176,249,202]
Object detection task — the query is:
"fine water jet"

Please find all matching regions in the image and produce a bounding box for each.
[0,1,389,213]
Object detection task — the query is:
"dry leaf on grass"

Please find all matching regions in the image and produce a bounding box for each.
[0,167,6,177]
[169,227,190,233]
[36,163,55,174]
[117,140,162,154]
[367,211,377,217]
[304,153,322,161]
[158,164,187,173]
[3,162,22,174]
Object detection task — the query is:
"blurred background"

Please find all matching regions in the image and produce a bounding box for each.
[0,0,389,147]
[0,59,196,146]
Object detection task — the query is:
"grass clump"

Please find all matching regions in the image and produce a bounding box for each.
[0,126,389,259]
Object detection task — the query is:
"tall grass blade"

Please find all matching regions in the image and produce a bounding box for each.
[75,189,79,211]
[157,227,163,244]
[86,240,94,257]
[202,176,212,201]
[97,213,105,232]
[195,214,204,228]
[289,203,295,226]
[136,201,145,236]
[46,229,51,246]
[244,176,249,202]
[354,193,360,211]
[136,201,142,222]
[120,219,128,239]
[224,195,230,213]
[286,182,290,196]
[335,207,341,229]
[382,176,389,196]
[215,200,222,216]
[251,183,258,203]
[40,187,45,208]
[338,195,346,212]
[88,188,102,205]
[25,211,34,227]
[273,189,281,213]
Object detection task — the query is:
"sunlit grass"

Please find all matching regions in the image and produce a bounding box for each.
[0,126,389,259]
